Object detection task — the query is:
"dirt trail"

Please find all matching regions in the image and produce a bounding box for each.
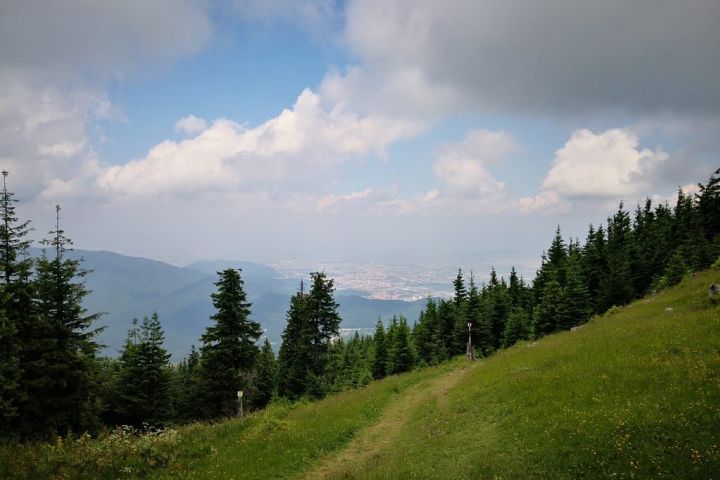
[299,362,476,480]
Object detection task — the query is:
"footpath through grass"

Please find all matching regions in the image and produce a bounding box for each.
[151,359,461,480]
[306,269,720,479]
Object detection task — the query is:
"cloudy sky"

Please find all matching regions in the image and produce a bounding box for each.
[1,0,718,267]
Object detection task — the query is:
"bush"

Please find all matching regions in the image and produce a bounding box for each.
[0,426,193,480]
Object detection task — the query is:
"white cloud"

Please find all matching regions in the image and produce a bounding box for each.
[432,130,515,195]
[174,115,208,135]
[317,188,373,211]
[516,128,670,213]
[541,128,668,198]
[97,89,422,197]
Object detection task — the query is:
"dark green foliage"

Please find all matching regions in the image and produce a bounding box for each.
[503,309,530,348]
[0,172,32,435]
[277,287,309,400]
[18,206,101,438]
[277,273,341,399]
[371,320,387,379]
[600,203,635,309]
[254,339,277,408]
[115,313,172,426]
[697,168,720,243]
[662,252,689,287]
[533,274,562,338]
[198,269,261,418]
[486,269,510,350]
[387,316,414,375]
[169,346,201,423]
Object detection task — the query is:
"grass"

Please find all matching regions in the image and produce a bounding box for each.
[3,270,719,479]
[309,269,720,479]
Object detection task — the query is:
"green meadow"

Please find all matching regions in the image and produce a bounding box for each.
[4,269,719,479]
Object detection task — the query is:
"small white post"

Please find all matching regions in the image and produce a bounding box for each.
[237,390,244,418]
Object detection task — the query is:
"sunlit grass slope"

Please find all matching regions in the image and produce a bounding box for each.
[303,269,720,479]
[171,269,718,480]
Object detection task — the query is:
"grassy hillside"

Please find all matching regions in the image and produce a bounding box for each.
[4,269,718,479]
[170,269,720,479]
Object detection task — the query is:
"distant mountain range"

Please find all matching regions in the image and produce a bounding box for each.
[30,248,426,360]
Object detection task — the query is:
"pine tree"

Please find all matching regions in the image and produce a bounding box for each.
[533,273,563,338]
[387,316,414,374]
[115,313,172,426]
[503,309,530,348]
[171,345,201,422]
[560,251,592,329]
[547,226,568,285]
[662,252,689,287]
[371,319,387,379]
[0,171,32,435]
[304,272,341,397]
[584,224,607,314]
[24,205,102,437]
[198,268,261,418]
[697,168,720,245]
[600,203,634,309]
[254,338,277,408]
[277,285,309,400]
[277,274,341,399]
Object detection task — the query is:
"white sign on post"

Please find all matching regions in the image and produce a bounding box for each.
[237,391,243,398]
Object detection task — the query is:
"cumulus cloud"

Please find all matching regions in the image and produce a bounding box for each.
[518,128,669,212]
[174,115,208,135]
[97,89,422,196]
[337,0,720,116]
[0,0,214,201]
[432,130,516,195]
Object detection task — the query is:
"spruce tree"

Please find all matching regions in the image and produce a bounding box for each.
[277,285,309,399]
[387,316,414,374]
[371,319,387,379]
[254,338,277,408]
[503,309,530,348]
[533,273,563,338]
[116,313,171,426]
[198,268,261,418]
[304,272,341,397]
[601,203,634,309]
[0,171,32,435]
[25,205,102,437]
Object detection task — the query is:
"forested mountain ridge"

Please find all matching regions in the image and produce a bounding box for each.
[26,248,425,358]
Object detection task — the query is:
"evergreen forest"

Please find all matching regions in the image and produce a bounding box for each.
[1,167,719,440]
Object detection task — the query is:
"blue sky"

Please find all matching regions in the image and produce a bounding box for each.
[1,0,718,269]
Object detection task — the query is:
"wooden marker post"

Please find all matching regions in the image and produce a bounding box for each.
[467,322,476,360]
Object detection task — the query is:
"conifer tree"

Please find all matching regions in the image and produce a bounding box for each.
[0,171,32,434]
[697,168,720,246]
[198,268,261,418]
[560,251,592,329]
[387,316,414,374]
[277,285,309,399]
[600,203,634,309]
[116,313,171,426]
[254,338,277,408]
[171,345,201,422]
[533,273,563,338]
[371,319,387,379]
[24,205,101,437]
[503,309,530,348]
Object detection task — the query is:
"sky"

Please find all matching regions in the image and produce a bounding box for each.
[1,0,719,270]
